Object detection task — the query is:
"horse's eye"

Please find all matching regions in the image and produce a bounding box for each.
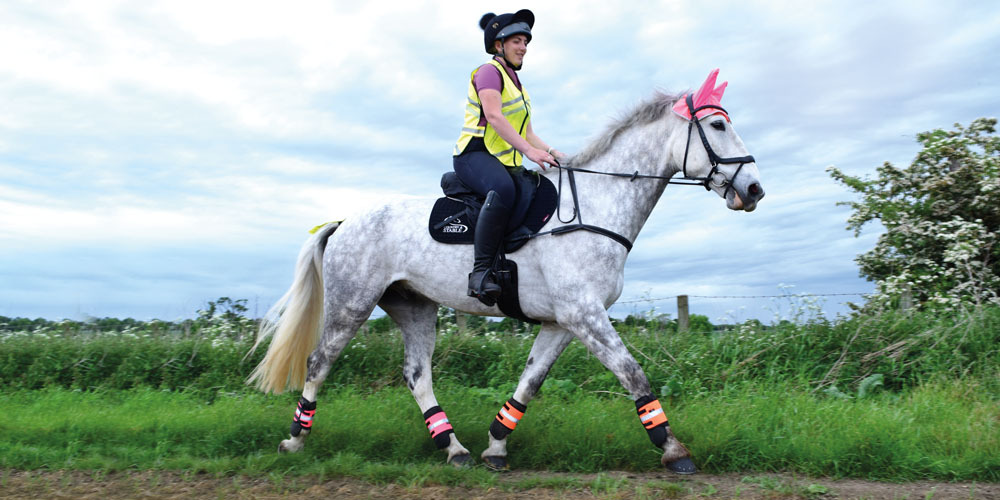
[711,120,725,131]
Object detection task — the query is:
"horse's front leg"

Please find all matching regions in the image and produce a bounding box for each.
[481,323,573,470]
[560,303,697,474]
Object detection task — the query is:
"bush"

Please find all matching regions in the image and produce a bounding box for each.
[828,117,1000,311]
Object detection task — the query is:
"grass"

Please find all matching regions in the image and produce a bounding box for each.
[2,304,998,489]
[0,380,996,482]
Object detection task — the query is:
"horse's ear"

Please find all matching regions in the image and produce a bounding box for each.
[692,68,720,108]
[672,68,729,120]
[712,80,728,102]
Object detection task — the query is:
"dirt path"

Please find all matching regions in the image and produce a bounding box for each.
[1,470,997,499]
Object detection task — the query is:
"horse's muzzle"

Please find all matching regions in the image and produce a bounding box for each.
[743,182,764,212]
[729,181,764,212]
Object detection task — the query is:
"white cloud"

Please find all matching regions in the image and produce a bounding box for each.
[0,0,996,319]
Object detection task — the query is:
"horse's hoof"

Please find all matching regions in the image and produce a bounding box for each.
[448,453,474,468]
[278,439,303,454]
[482,456,509,471]
[663,456,697,475]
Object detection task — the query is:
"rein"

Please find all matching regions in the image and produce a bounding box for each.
[531,95,755,252]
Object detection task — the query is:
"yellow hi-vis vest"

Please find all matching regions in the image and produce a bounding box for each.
[453,59,531,168]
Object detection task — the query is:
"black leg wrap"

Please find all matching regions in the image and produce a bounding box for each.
[432,432,452,449]
[647,425,668,448]
[636,394,668,448]
[489,419,511,440]
[290,397,316,437]
[423,406,454,449]
[489,397,526,440]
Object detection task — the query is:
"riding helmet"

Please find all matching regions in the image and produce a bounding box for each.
[479,9,534,54]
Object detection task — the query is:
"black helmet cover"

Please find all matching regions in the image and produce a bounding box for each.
[480,9,534,54]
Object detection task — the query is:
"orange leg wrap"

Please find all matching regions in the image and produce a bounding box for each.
[490,398,527,439]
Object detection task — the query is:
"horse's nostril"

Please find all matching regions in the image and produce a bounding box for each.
[748,183,760,196]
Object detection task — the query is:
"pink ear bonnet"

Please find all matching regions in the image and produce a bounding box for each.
[672,68,730,122]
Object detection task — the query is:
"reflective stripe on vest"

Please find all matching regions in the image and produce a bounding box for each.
[453,59,531,167]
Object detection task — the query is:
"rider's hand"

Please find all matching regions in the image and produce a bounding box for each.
[526,147,556,170]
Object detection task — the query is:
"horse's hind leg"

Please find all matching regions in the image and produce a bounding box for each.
[481,323,573,470]
[278,276,384,453]
[379,286,473,466]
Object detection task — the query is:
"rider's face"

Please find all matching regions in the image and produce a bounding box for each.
[497,35,528,67]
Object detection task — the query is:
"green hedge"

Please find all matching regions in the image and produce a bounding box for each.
[2,306,998,398]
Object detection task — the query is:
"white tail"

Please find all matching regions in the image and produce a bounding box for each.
[247,222,340,394]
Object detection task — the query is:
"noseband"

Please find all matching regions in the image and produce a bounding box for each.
[534,94,755,252]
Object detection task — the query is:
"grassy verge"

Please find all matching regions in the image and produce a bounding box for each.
[1,380,996,482]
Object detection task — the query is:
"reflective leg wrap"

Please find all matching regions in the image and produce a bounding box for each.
[290,397,316,437]
[489,397,527,440]
[423,406,454,449]
[636,394,669,448]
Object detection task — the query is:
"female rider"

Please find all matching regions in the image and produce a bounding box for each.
[453,9,564,305]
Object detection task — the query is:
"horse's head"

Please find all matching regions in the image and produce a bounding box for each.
[671,69,764,212]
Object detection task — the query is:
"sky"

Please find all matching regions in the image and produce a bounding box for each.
[1,1,998,324]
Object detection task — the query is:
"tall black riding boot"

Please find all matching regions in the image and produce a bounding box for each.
[468,191,509,306]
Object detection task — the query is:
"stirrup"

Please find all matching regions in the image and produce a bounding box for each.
[468,272,501,306]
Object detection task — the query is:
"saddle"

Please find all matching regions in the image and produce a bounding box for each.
[428,169,558,323]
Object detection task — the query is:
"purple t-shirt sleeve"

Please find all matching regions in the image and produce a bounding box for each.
[473,64,503,94]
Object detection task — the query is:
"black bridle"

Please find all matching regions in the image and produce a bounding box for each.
[531,94,755,252]
[677,94,755,200]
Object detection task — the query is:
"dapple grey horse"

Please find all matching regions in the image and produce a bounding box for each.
[249,69,764,474]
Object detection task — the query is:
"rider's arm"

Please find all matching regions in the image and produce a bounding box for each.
[526,122,565,161]
[480,89,555,169]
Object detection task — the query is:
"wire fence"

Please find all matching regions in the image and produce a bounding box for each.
[615,292,868,304]
[609,292,871,324]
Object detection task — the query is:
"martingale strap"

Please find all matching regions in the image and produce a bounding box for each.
[490,397,527,440]
[290,397,316,437]
[423,406,455,449]
[530,166,634,252]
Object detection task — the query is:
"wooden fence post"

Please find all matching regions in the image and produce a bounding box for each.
[900,284,913,312]
[677,295,689,332]
[456,311,467,334]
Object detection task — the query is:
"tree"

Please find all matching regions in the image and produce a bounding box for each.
[688,314,713,334]
[828,118,1000,310]
[196,297,253,340]
[199,297,248,322]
